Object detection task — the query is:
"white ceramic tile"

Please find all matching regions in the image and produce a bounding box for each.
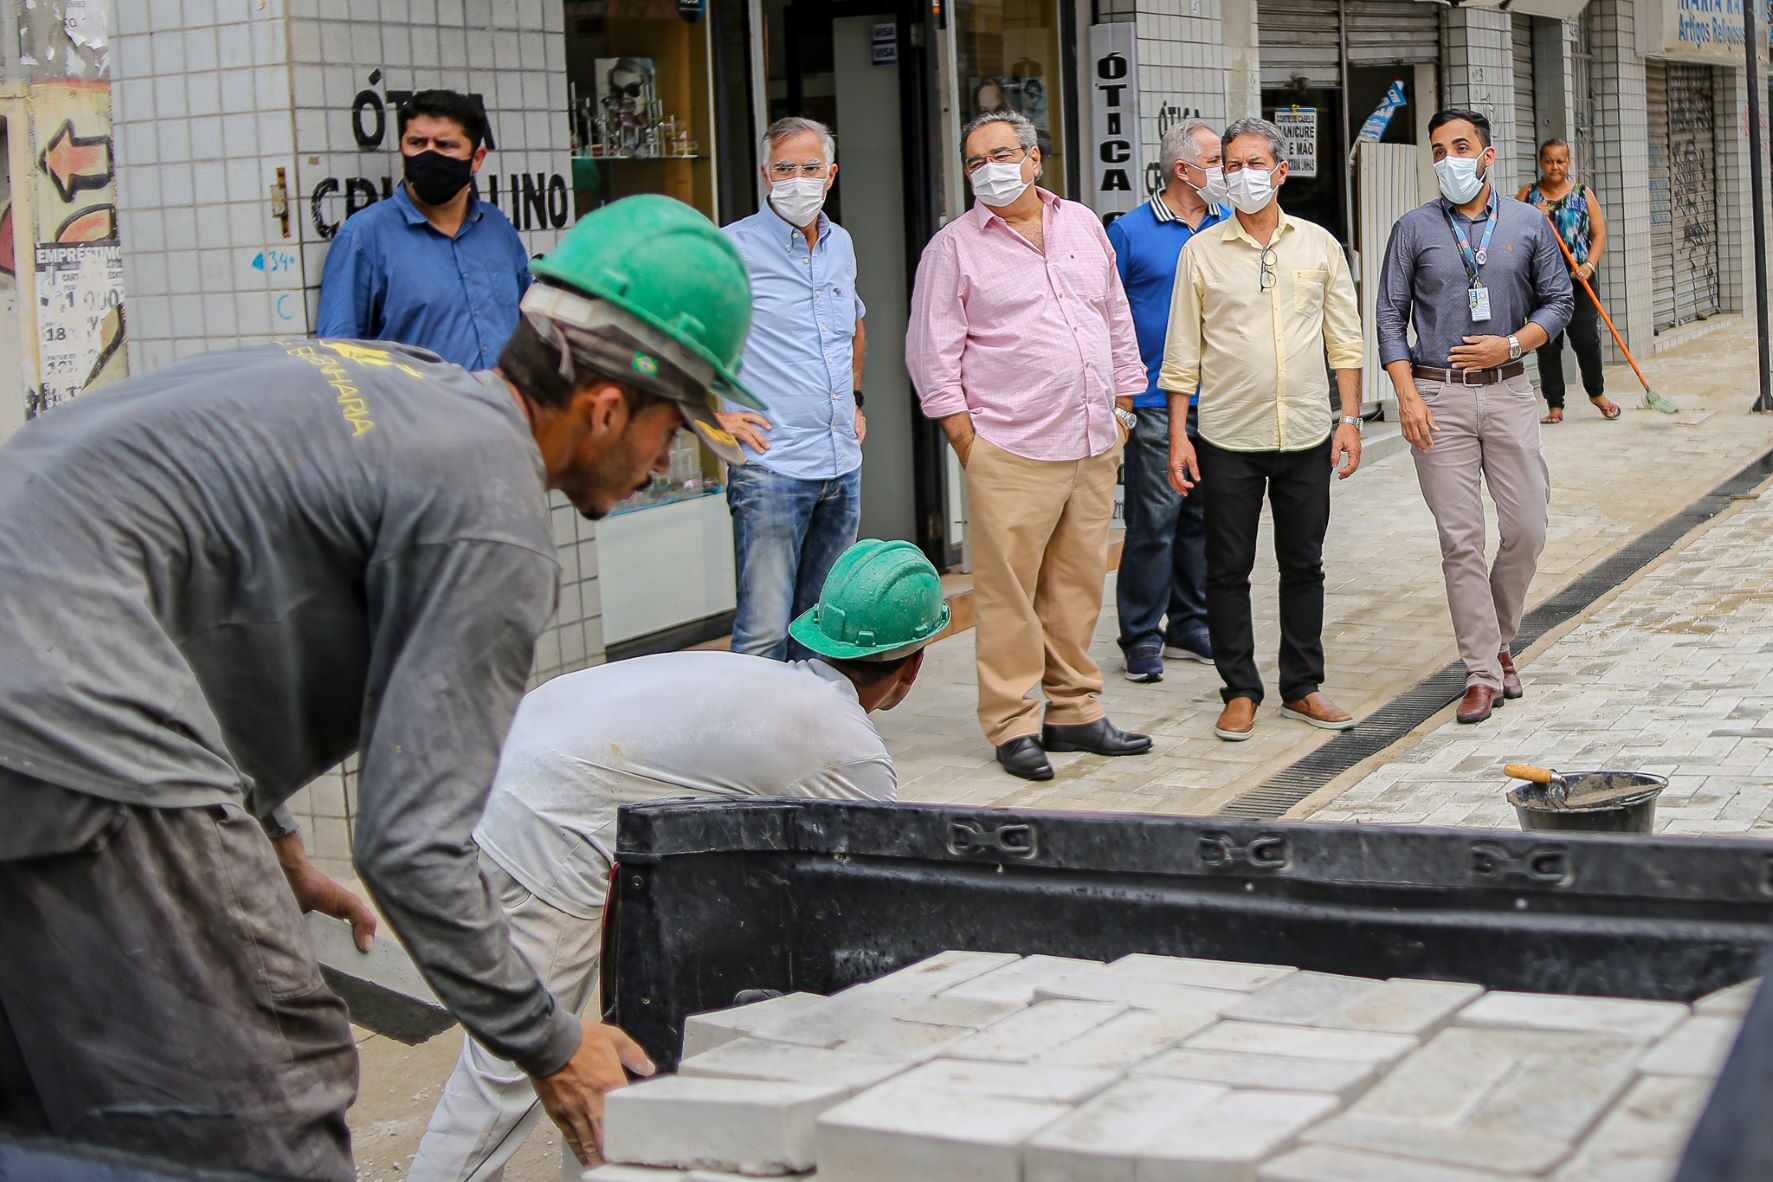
[217,22,253,68]
[438,26,466,67]
[187,71,224,116]
[185,26,220,72]
[153,74,188,122]
[191,161,229,205]
[190,116,225,160]
[167,251,202,294]
[165,208,201,253]
[230,202,269,248]
[235,292,275,336]
[250,18,283,66]
[437,0,466,24]
[151,29,186,74]
[255,64,294,111]
[199,250,234,291]
[157,120,193,163]
[134,296,173,342]
[117,2,154,35]
[119,164,164,210]
[289,20,322,64]
[184,0,221,26]
[160,163,197,208]
[224,157,264,203]
[126,252,170,298]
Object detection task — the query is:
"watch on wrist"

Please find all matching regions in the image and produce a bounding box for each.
[1340,415,1362,431]
[1113,407,1137,432]
[1507,334,1522,362]
[853,389,865,408]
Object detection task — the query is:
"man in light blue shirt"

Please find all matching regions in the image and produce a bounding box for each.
[719,117,867,660]
[1106,119,1226,683]
[316,90,530,370]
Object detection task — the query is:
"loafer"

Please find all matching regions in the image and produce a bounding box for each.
[1456,684,1499,724]
[1041,717,1153,756]
[1124,651,1164,683]
[1163,633,1213,663]
[1498,650,1524,700]
[1280,692,1355,731]
[995,735,1054,781]
[1214,697,1257,742]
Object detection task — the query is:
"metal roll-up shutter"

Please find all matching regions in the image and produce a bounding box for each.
[1346,0,1442,72]
[1260,0,1342,89]
[1666,63,1721,329]
[1647,60,1676,331]
[1513,16,1538,191]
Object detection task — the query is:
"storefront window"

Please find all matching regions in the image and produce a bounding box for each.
[954,0,1067,197]
[563,0,722,511]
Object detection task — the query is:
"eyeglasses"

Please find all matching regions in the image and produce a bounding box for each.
[769,160,830,179]
[963,145,1030,175]
[1260,245,1278,292]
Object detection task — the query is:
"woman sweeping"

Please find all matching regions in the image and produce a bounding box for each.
[1516,139,1622,423]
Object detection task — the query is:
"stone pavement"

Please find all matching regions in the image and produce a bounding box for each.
[1297,448,1773,835]
[878,317,1773,818]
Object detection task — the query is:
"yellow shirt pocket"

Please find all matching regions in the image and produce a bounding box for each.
[1292,269,1329,315]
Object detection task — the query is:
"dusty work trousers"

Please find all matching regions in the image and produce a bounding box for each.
[0,790,358,1181]
[966,435,1121,745]
[409,854,602,1182]
[1410,374,1551,693]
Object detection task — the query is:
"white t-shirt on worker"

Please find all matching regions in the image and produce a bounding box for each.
[474,650,897,920]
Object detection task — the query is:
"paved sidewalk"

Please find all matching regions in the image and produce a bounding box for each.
[878,317,1773,817]
[1299,460,1773,835]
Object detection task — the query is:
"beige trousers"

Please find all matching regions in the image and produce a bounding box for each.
[1409,374,1550,692]
[966,436,1121,745]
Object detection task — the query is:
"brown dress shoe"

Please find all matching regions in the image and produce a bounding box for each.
[1280,692,1355,731]
[1214,697,1257,742]
[1498,650,1523,699]
[1456,684,1499,724]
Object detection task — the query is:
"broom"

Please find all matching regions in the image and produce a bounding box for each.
[1540,209,1680,414]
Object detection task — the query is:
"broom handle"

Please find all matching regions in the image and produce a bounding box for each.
[1539,206,1655,393]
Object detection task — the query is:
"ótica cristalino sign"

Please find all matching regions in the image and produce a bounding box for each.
[1089,22,1142,220]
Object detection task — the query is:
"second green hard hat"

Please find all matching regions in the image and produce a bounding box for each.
[790,539,952,661]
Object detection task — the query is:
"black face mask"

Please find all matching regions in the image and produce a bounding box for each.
[404,149,474,206]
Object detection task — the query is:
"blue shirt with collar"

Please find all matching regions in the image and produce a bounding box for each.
[315,184,532,371]
[1105,192,1226,409]
[722,200,866,481]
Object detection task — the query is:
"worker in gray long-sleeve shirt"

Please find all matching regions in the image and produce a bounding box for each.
[0,195,766,1180]
[1375,108,1572,727]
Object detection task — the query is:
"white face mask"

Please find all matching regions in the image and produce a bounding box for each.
[1188,165,1229,208]
[1224,165,1279,215]
[971,160,1032,207]
[769,176,828,227]
[1435,154,1488,205]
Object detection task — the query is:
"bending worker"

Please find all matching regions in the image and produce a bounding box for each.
[407,539,947,1181]
[0,195,761,1180]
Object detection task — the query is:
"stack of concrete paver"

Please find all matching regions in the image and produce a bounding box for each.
[582,951,1756,1182]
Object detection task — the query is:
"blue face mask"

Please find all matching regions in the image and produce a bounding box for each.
[1435,154,1488,204]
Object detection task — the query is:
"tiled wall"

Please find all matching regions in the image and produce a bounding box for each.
[1097,0,1230,199]
[1441,7,1524,196]
[1583,0,1654,357]
[1712,65,1768,322]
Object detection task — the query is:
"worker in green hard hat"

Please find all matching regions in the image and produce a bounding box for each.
[409,538,948,1180]
[0,194,758,1180]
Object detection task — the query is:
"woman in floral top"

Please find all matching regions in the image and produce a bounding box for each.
[1516,139,1622,423]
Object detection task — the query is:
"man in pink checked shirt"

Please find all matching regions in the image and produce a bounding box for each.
[906,110,1154,782]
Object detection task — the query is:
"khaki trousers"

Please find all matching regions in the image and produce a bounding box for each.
[966,436,1120,745]
[1409,374,1550,692]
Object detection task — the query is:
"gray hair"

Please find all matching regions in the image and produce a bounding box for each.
[761,116,835,166]
[960,110,1039,157]
[1221,117,1287,165]
[1160,119,1218,176]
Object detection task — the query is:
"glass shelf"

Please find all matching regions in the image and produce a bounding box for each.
[607,482,724,518]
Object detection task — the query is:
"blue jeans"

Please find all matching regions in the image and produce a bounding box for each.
[1116,405,1208,657]
[726,463,862,661]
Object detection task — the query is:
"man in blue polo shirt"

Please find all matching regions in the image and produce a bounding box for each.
[1107,119,1227,683]
[718,117,867,660]
[316,90,530,370]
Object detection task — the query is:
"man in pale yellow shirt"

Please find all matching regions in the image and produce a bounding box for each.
[1158,117,1364,743]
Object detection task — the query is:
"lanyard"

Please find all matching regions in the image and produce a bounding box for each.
[1441,193,1497,287]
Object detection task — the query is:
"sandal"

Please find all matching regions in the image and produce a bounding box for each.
[1590,396,1622,420]
[1541,408,1563,424]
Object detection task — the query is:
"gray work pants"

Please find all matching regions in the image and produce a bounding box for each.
[0,790,358,1181]
[1409,373,1551,692]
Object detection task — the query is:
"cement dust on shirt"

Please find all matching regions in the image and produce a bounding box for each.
[474,650,897,921]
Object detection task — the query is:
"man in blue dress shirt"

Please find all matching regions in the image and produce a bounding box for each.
[718,117,867,660]
[316,90,531,370]
[1106,119,1227,683]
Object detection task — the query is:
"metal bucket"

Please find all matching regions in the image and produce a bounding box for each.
[1508,771,1667,834]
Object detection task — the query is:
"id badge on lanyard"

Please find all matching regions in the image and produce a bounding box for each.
[1445,197,1498,325]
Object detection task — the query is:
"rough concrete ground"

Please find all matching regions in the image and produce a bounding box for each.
[346,317,1773,1178]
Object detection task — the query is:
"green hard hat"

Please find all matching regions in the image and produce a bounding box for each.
[529,194,764,413]
[789,539,952,662]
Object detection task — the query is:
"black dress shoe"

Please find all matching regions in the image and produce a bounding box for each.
[996,735,1054,781]
[1041,717,1153,756]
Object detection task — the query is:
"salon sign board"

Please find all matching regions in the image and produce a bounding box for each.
[1089,22,1143,219]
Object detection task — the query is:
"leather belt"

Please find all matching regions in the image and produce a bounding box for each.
[1412,361,1526,386]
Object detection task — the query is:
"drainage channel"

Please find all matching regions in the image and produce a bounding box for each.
[1213,445,1773,821]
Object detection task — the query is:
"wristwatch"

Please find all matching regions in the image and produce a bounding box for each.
[853,389,865,408]
[1340,415,1362,431]
[1113,407,1138,432]
[1507,334,1522,362]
